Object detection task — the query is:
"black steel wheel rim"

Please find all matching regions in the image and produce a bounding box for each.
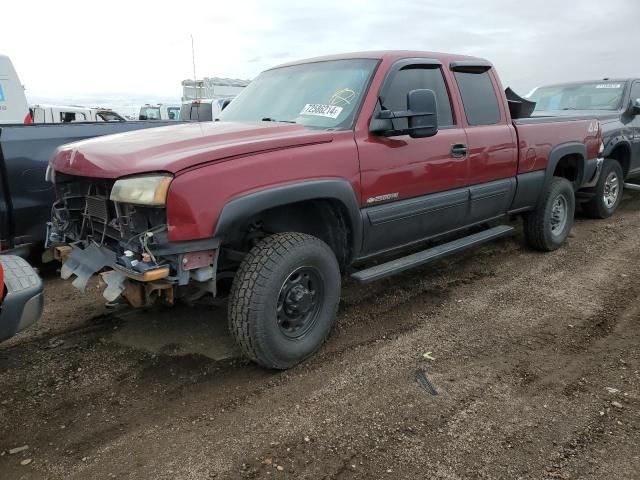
[276,266,324,339]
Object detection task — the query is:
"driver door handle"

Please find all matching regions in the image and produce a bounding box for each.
[451,143,468,158]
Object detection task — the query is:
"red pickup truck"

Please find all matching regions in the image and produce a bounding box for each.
[48,51,603,368]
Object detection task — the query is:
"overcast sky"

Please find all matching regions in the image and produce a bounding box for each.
[2,0,639,104]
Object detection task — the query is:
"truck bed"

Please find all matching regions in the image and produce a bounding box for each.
[514,117,600,175]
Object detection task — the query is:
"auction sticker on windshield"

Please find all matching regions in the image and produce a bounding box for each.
[596,84,622,89]
[300,104,343,119]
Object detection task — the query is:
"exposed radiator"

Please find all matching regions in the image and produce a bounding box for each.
[85,195,109,222]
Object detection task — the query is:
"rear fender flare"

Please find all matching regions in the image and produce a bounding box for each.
[213,179,363,261]
[545,142,587,186]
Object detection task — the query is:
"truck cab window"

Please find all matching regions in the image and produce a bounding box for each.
[167,107,180,120]
[383,67,454,129]
[631,82,640,103]
[61,112,76,123]
[454,71,501,126]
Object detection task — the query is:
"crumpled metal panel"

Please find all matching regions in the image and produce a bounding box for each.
[60,243,116,290]
[102,270,127,302]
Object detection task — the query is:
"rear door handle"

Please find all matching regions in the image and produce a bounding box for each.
[451,143,468,158]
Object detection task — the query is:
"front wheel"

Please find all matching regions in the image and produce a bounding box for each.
[523,176,575,252]
[228,232,341,369]
[582,159,624,219]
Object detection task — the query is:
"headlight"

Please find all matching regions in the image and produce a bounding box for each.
[110,174,173,206]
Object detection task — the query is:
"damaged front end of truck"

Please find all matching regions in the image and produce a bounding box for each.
[46,171,219,307]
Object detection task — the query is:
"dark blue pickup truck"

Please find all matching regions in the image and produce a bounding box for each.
[530,79,640,218]
[0,121,179,253]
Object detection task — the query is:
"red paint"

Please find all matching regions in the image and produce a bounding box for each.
[52,122,333,178]
[182,250,215,271]
[50,51,603,243]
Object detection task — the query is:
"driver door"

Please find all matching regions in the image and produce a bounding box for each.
[356,60,469,255]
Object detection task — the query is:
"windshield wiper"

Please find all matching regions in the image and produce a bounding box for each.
[261,117,296,124]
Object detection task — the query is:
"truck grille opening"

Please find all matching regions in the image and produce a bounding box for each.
[53,175,168,252]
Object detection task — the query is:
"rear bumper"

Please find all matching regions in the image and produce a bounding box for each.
[0,255,44,342]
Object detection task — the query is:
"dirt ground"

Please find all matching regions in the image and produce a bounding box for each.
[1,193,640,480]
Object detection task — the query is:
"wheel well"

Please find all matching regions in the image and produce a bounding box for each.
[608,144,631,177]
[553,154,583,187]
[246,199,353,269]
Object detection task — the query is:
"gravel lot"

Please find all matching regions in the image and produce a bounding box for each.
[1,193,639,480]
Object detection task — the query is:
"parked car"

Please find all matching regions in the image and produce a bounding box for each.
[0,120,184,253]
[179,97,234,121]
[30,104,127,123]
[529,79,640,217]
[138,104,181,121]
[47,50,603,369]
[0,55,30,124]
[0,255,43,342]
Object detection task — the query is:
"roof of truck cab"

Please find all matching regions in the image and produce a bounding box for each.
[31,104,93,112]
[270,50,490,70]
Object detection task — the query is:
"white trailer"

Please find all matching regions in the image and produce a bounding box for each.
[0,55,30,124]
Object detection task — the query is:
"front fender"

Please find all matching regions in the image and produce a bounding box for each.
[213,179,363,259]
[602,136,631,160]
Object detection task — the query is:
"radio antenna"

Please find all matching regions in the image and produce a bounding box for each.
[191,34,198,99]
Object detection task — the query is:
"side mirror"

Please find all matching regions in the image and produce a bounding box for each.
[371,88,439,138]
[631,99,640,115]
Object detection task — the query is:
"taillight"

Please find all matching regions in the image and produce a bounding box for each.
[24,112,32,124]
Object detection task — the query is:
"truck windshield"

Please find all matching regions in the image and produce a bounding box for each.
[219,59,378,129]
[97,111,126,122]
[530,82,626,112]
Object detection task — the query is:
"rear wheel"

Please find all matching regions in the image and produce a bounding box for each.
[228,232,341,369]
[523,176,575,252]
[582,159,623,219]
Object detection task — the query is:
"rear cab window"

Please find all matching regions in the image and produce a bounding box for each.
[181,102,213,121]
[97,111,125,122]
[454,70,501,126]
[167,107,180,120]
[139,107,161,120]
[60,111,87,123]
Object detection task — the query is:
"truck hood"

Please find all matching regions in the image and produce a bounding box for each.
[52,121,334,179]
